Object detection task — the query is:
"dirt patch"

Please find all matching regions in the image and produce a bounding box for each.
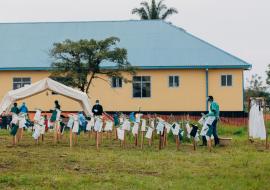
[120,169,160,176]
[17,144,31,148]
[0,162,14,171]
[64,164,108,174]
[17,151,29,157]
[6,145,16,148]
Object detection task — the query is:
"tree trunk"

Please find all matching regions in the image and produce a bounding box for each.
[85,72,95,95]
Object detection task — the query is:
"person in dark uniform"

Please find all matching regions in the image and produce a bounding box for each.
[54,100,61,110]
[92,100,103,116]
[11,103,20,114]
[1,111,8,129]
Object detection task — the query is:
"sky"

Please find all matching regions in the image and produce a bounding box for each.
[0,0,269,85]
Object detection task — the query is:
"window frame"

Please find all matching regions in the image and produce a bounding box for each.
[111,77,123,88]
[12,77,31,90]
[132,76,151,98]
[168,75,180,88]
[221,74,233,87]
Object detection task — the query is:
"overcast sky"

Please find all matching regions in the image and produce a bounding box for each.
[0,0,269,85]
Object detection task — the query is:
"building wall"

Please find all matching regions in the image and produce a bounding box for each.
[0,69,244,112]
[0,71,82,112]
[208,69,244,111]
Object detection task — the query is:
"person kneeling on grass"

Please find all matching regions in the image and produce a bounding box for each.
[202,96,220,146]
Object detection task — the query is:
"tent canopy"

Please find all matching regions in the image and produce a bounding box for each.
[0,78,92,116]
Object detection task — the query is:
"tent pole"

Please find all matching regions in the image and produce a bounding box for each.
[141,131,145,149]
[12,135,16,146]
[96,132,99,150]
[54,122,57,144]
[135,133,138,146]
[69,128,72,148]
[123,130,126,148]
[163,130,167,148]
[208,139,212,152]
[159,132,162,150]
[175,135,180,151]
[193,138,197,151]
[263,98,269,149]
[248,97,251,142]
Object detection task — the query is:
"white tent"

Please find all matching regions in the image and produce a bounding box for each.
[0,78,92,116]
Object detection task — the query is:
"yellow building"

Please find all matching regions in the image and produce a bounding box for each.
[0,20,251,115]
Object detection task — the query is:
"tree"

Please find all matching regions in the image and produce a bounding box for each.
[265,64,270,86]
[247,74,267,92]
[132,0,178,20]
[245,74,270,105]
[50,37,136,94]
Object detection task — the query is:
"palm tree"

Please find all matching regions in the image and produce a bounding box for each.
[132,0,178,20]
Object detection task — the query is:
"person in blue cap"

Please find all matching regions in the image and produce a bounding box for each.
[19,102,28,114]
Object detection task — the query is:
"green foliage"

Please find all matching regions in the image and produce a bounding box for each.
[246,74,267,92]
[266,64,270,86]
[245,74,270,105]
[132,0,178,20]
[50,37,136,93]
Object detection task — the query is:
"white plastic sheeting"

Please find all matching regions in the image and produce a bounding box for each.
[0,78,92,116]
[249,100,266,140]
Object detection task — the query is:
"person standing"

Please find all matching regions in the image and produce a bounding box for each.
[54,100,61,110]
[92,100,103,116]
[92,100,104,149]
[204,96,220,146]
[11,103,20,114]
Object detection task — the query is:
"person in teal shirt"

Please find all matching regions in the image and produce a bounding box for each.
[11,103,20,114]
[206,96,220,119]
[205,96,220,146]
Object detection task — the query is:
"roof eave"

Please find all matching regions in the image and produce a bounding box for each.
[0,64,252,71]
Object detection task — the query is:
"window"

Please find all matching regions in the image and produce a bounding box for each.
[111,77,122,88]
[169,76,179,87]
[133,76,151,98]
[221,75,233,86]
[13,78,31,90]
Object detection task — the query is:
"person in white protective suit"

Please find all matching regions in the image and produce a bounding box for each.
[32,109,44,144]
[249,99,266,140]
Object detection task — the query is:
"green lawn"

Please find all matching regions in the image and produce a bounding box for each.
[0,124,270,190]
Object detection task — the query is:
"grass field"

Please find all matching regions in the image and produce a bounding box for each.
[0,124,270,190]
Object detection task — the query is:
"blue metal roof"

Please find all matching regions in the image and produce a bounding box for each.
[0,20,251,70]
